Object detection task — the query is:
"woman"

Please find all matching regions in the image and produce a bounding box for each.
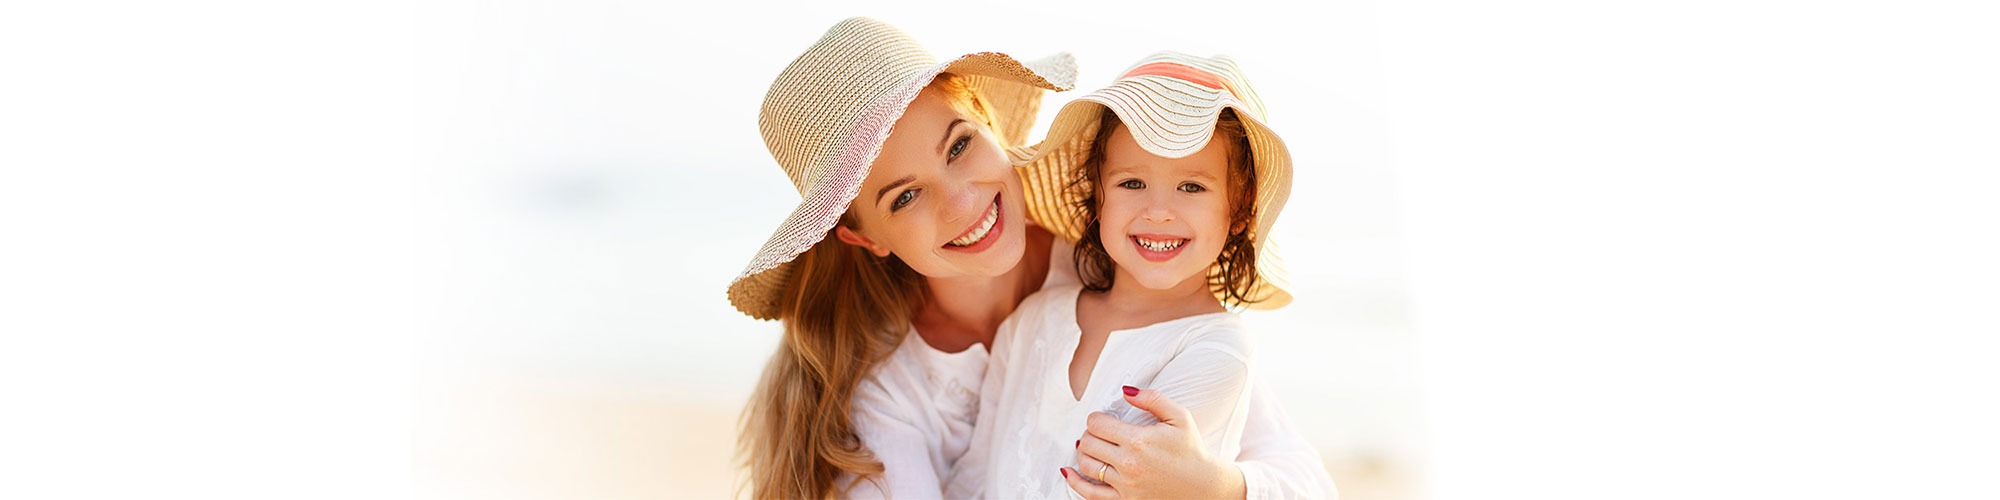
[729,17,1335,499]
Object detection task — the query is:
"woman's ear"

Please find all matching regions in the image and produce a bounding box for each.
[834,226,892,257]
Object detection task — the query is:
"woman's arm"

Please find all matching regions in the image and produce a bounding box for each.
[839,411,944,499]
[841,382,951,499]
[1066,382,1337,499]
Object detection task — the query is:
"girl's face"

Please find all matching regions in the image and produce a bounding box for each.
[1096,122,1237,291]
[835,85,1029,279]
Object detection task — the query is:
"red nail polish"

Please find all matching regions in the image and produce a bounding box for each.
[1122,385,1139,397]
[1074,439,1080,448]
[1060,468,1069,479]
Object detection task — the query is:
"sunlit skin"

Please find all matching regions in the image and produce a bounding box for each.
[1071,121,1237,398]
[834,85,1052,353]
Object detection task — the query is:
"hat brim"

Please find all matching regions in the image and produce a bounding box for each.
[1017,76,1295,310]
[728,52,1076,320]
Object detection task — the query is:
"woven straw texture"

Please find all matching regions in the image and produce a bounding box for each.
[727,17,1077,320]
[1016,52,1295,310]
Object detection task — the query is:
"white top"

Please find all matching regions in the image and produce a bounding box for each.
[839,239,1337,499]
[946,285,1256,499]
[836,327,990,498]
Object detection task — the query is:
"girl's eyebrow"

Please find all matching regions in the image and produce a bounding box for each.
[1181,169,1222,182]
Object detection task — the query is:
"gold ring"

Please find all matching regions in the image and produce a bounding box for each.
[1097,462,1110,482]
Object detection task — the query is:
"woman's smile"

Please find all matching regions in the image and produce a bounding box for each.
[942,193,1004,253]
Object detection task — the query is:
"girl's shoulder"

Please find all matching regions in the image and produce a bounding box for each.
[992,284,1084,353]
[1016,283,1084,320]
[1170,311,1255,359]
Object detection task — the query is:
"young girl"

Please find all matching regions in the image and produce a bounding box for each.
[948,52,1295,498]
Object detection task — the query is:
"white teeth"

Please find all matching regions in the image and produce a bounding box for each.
[947,202,1000,247]
[1134,237,1186,252]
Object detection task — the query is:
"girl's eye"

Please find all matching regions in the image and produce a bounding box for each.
[892,189,917,211]
[1178,182,1207,193]
[1117,179,1145,190]
[948,135,970,159]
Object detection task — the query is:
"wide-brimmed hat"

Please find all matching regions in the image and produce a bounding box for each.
[1017,52,1294,309]
[726,17,1077,320]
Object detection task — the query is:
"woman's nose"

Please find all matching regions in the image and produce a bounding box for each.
[945,183,983,220]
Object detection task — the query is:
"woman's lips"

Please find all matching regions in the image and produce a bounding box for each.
[942,194,1003,253]
[1130,234,1188,262]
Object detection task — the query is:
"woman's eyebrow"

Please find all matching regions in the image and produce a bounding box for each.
[935,119,966,156]
[875,175,916,206]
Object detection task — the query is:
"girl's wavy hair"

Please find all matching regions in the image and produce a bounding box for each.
[1067,108,1264,307]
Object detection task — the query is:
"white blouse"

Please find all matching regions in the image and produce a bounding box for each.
[838,240,1337,499]
[836,327,990,499]
[946,285,1255,499]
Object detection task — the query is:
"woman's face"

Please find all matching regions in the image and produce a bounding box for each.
[1096,122,1236,291]
[836,85,1030,279]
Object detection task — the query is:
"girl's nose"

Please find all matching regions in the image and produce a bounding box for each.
[1142,204,1175,223]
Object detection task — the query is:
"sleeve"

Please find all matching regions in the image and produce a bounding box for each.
[1116,324,1254,450]
[1232,375,1341,499]
[839,368,947,499]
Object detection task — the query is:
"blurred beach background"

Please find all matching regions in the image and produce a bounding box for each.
[8,1,1995,499]
[415,2,1420,498]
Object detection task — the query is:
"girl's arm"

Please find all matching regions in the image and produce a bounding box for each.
[1234,384,1340,499]
[1064,336,1256,498]
[1067,363,1337,499]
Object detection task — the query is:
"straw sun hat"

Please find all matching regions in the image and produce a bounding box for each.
[1016,52,1295,309]
[726,17,1077,320]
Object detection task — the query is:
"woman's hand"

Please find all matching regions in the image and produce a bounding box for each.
[1060,386,1247,500]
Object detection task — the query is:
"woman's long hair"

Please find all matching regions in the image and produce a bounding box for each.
[738,73,988,499]
[739,226,925,498]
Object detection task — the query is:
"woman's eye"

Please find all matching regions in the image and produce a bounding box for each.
[1178,182,1207,193]
[948,136,970,159]
[892,189,917,210]
[1117,179,1145,190]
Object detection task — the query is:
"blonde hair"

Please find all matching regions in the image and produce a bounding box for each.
[739,73,988,499]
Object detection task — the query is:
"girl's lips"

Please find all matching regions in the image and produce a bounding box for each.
[942,194,1004,253]
[1129,234,1188,262]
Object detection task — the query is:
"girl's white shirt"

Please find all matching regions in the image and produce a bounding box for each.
[837,239,1337,499]
[946,284,1253,499]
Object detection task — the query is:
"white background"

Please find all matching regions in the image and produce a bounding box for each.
[3,0,1996,499]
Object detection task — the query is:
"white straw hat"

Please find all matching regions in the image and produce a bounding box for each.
[727,17,1077,320]
[1017,52,1294,309]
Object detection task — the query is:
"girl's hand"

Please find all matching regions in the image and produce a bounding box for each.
[1061,386,1247,500]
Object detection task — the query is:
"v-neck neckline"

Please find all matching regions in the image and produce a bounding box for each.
[1054,286,1232,404]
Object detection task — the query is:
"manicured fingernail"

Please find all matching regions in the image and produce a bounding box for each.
[1060,468,1069,479]
[1122,385,1139,397]
[1074,439,1080,448]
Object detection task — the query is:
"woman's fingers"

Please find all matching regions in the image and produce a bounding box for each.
[1122,386,1196,427]
[1084,411,1145,446]
[1074,442,1122,488]
[1062,467,1119,500]
[1076,433,1124,474]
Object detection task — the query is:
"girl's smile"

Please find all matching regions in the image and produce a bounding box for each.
[1097,122,1236,291]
